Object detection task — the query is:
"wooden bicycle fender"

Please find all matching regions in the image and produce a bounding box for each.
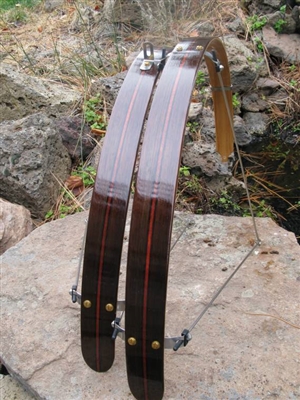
[81,50,160,373]
[125,37,234,400]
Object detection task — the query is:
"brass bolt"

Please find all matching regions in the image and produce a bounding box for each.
[176,46,183,51]
[151,341,160,350]
[144,61,150,67]
[128,337,137,346]
[105,303,114,312]
[83,300,92,308]
[196,45,203,51]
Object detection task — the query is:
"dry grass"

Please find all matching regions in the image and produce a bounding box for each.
[1,0,298,229]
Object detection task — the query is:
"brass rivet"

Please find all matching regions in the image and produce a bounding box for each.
[105,303,114,312]
[176,46,183,51]
[128,337,137,346]
[196,45,203,51]
[144,61,150,66]
[83,300,92,308]
[151,341,160,350]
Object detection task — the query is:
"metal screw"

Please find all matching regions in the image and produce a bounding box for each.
[128,337,137,346]
[196,45,203,51]
[144,61,150,66]
[151,341,160,350]
[83,300,92,308]
[105,303,114,312]
[176,46,183,51]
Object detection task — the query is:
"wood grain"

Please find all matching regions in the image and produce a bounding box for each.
[81,51,160,372]
[125,37,233,400]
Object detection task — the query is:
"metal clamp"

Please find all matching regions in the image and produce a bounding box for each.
[173,329,192,351]
[140,42,155,71]
[204,50,224,73]
[69,285,81,304]
[112,317,123,340]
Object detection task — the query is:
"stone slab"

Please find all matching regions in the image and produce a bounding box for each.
[0,211,299,399]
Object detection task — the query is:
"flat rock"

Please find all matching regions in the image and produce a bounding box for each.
[0,210,299,399]
[0,374,34,400]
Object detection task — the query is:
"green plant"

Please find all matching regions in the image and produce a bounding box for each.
[243,200,275,219]
[0,0,39,10]
[253,36,264,52]
[289,64,296,72]
[72,165,96,186]
[83,94,108,131]
[290,79,297,87]
[211,190,241,214]
[2,4,28,23]
[232,93,240,109]
[247,15,267,32]
[274,18,287,33]
[179,166,191,177]
[195,70,205,86]
[280,5,286,12]
[187,121,201,134]
[183,175,202,193]
[0,0,41,25]
[45,165,96,221]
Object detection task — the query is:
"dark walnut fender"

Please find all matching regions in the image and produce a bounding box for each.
[125,37,233,400]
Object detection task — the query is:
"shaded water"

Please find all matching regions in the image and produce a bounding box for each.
[242,136,300,244]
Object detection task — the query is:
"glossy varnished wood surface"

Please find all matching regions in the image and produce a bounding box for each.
[81,52,159,372]
[125,38,233,400]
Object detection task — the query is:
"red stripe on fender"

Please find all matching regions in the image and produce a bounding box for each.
[142,53,189,398]
[95,72,145,371]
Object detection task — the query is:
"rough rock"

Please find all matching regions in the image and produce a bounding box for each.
[267,11,297,33]
[188,103,203,120]
[44,0,64,12]
[223,36,267,92]
[70,5,103,32]
[0,113,71,218]
[0,210,299,399]
[256,77,281,94]
[193,21,215,36]
[183,107,235,176]
[56,116,95,161]
[245,0,282,14]
[243,111,269,136]
[233,115,252,146]
[182,142,232,177]
[91,71,127,111]
[263,26,300,63]
[228,17,246,34]
[0,199,33,255]
[292,6,300,31]
[0,63,81,123]
[104,0,190,30]
[241,92,269,112]
[103,0,144,29]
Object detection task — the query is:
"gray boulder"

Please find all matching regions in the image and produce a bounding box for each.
[0,113,71,218]
[91,71,127,111]
[263,26,300,63]
[55,116,95,161]
[0,63,81,123]
[223,36,268,92]
[182,141,233,177]
[241,92,269,112]
[233,115,252,146]
[0,199,33,255]
[243,111,269,136]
